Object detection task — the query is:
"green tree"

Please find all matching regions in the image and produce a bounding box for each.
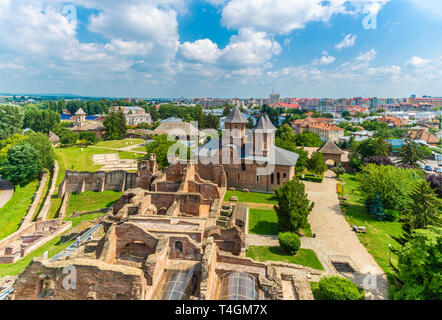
[58,129,78,147]
[23,108,60,133]
[223,104,232,117]
[0,143,42,184]
[389,226,442,300]
[146,134,180,170]
[401,180,441,235]
[0,104,25,139]
[350,137,392,169]
[261,104,279,127]
[308,152,327,176]
[271,179,314,233]
[104,111,127,140]
[398,138,431,167]
[18,133,55,171]
[0,134,25,162]
[79,131,98,146]
[246,117,254,129]
[356,164,423,210]
[149,105,158,122]
[318,276,365,300]
[294,131,323,147]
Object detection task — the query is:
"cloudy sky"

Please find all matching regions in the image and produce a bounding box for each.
[0,0,441,98]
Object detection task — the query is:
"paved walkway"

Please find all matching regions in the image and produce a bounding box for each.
[89,142,147,154]
[0,179,13,209]
[245,171,389,299]
[301,170,388,299]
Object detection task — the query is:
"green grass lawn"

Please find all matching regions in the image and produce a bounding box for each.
[33,170,51,222]
[47,196,62,220]
[248,208,312,237]
[249,209,279,235]
[224,190,276,204]
[0,180,39,241]
[55,146,143,173]
[132,146,147,153]
[247,246,324,271]
[94,138,145,149]
[341,173,402,273]
[66,191,123,218]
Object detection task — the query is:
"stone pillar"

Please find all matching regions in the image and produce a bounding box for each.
[99,177,105,193]
[120,174,126,192]
[80,179,86,194]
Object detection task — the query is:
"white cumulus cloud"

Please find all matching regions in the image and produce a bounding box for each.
[335,34,357,50]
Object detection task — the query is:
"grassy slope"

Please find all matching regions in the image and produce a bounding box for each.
[33,170,51,222]
[0,180,39,240]
[341,173,402,273]
[65,191,123,218]
[224,190,276,204]
[247,246,324,271]
[55,146,144,173]
[94,138,144,149]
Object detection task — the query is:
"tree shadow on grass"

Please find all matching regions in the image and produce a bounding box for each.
[268,246,289,256]
[250,221,278,235]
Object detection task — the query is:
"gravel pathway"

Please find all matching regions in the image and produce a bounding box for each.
[302,170,389,299]
[0,179,13,209]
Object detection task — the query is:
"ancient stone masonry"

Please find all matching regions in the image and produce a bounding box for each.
[12,155,320,300]
[58,170,138,197]
[0,219,72,264]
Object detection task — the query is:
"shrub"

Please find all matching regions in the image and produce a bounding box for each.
[385,209,399,222]
[278,232,301,255]
[336,183,343,194]
[318,276,365,300]
[301,174,323,183]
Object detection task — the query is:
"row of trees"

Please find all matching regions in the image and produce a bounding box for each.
[157,104,220,130]
[349,136,432,169]
[275,124,327,175]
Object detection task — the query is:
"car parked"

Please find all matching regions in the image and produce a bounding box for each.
[425,165,433,171]
[434,167,442,173]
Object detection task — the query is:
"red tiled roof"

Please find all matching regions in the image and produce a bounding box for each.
[309,122,344,132]
[276,102,300,109]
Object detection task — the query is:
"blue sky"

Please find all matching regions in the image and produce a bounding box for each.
[0,0,441,98]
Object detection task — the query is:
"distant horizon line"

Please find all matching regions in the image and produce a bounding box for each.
[1,92,440,101]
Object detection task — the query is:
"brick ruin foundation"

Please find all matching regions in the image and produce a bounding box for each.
[11,155,322,300]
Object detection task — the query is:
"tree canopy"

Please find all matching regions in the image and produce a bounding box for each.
[0,143,42,184]
[271,179,314,233]
[0,104,25,140]
[356,164,423,211]
[104,111,127,140]
[397,138,432,167]
[389,226,442,300]
[308,152,328,176]
[23,107,60,134]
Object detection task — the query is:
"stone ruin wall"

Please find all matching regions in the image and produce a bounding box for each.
[58,170,138,197]
[12,259,148,300]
